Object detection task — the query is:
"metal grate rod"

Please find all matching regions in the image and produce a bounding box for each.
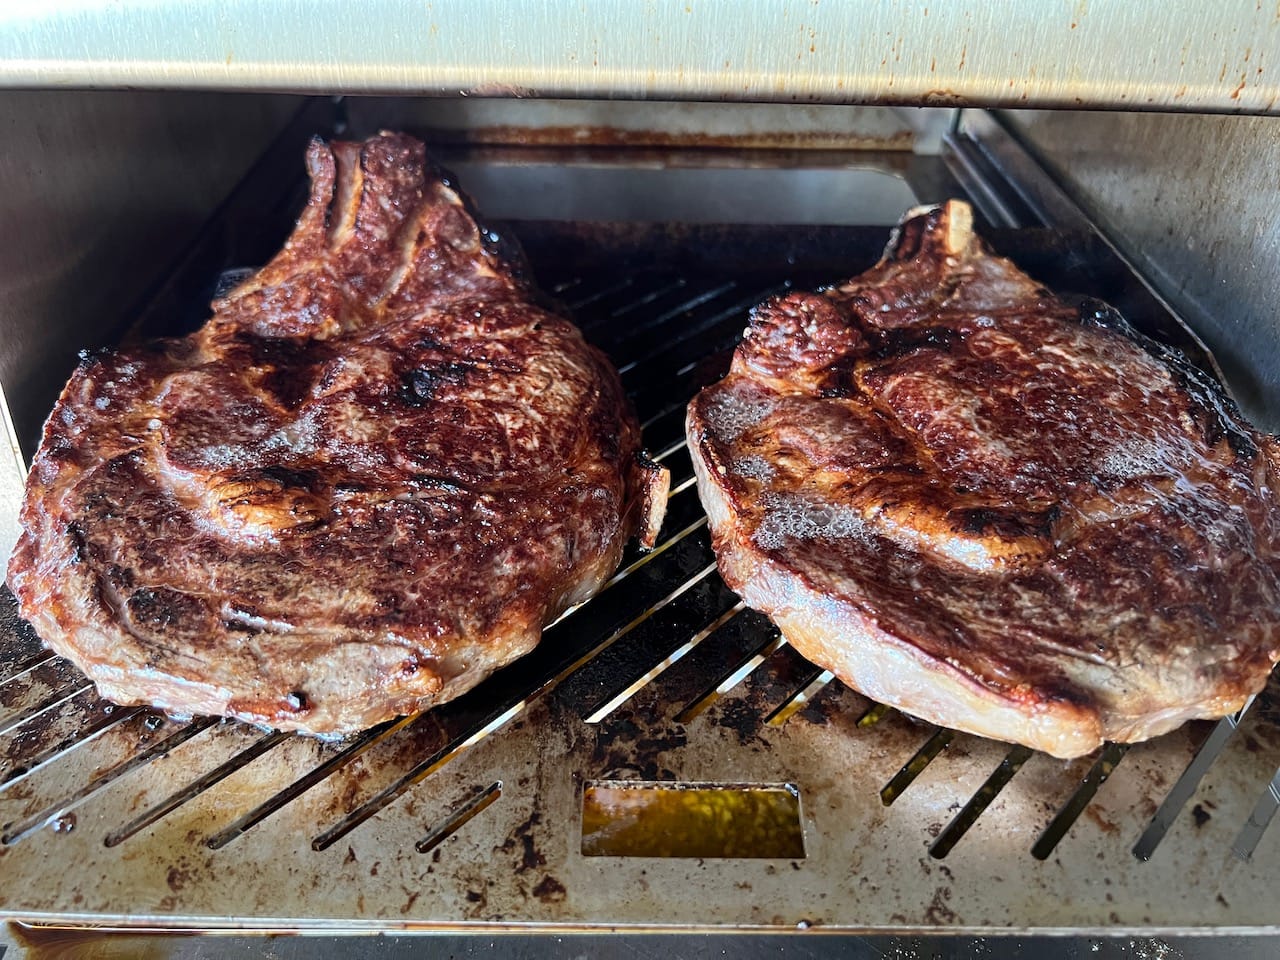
[0,648,57,686]
[929,744,1034,859]
[203,715,416,850]
[312,702,524,852]
[1232,764,1280,862]
[414,780,504,855]
[857,702,892,728]
[0,680,94,738]
[607,278,689,320]
[1031,742,1129,860]
[565,275,635,310]
[880,728,955,806]
[102,728,289,847]
[675,632,787,724]
[1133,699,1253,861]
[1,705,144,790]
[595,281,736,343]
[5,717,218,845]
[764,668,834,727]
[584,601,747,724]
[595,515,707,596]
[617,286,778,378]
[312,563,719,851]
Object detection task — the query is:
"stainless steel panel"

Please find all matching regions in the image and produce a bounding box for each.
[3,927,1272,958]
[439,159,919,225]
[1,2,1278,113]
[994,109,1280,432]
[0,384,22,574]
[345,98,946,152]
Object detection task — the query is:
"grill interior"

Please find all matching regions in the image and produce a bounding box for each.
[2,122,1280,934]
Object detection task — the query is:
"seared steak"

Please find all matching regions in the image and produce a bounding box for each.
[8,132,668,736]
[687,200,1280,759]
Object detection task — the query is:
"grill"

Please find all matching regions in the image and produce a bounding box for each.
[2,104,1280,939]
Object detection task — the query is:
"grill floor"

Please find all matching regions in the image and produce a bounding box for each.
[2,194,1280,932]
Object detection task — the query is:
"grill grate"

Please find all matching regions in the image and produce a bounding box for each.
[2,195,1280,932]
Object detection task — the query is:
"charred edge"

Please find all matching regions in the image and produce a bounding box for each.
[1071,296,1257,460]
[815,357,861,399]
[257,466,320,490]
[429,155,534,289]
[951,506,1056,540]
[398,362,473,407]
[1167,353,1258,461]
[886,209,939,261]
[635,449,662,473]
[76,346,114,369]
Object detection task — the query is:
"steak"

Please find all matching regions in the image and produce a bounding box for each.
[7,132,668,736]
[687,200,1280,759]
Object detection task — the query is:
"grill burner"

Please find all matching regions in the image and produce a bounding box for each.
[2,158,1280,932]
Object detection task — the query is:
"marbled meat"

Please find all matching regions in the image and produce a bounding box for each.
[687,200,1280,758]
[8,132,668,735]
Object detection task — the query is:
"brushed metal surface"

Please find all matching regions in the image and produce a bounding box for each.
[3,927,1273,959]
[345,98,942,152]
[436,158,919,226]
[0,384,21,568]
[1,1,1278,113]
[996,109,1280,432]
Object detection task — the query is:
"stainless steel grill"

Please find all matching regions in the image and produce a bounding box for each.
[2,110,1280,937]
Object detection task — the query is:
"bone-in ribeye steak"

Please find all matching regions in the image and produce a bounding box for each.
[687,200,1280,758]
[7,132,668,736]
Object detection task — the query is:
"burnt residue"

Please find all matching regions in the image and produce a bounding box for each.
[711,697,767,748]
[796,681,844,726]
[738,643,823,724]
[165,861,194,892]
[499,810,545,874]
[923,885,959,924]
[590,715,689,780]
[531,874,567,903]
[0,588,44,656]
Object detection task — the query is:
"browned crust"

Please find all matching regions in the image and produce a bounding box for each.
[686,199,1280,759]
[7,133,668,736]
